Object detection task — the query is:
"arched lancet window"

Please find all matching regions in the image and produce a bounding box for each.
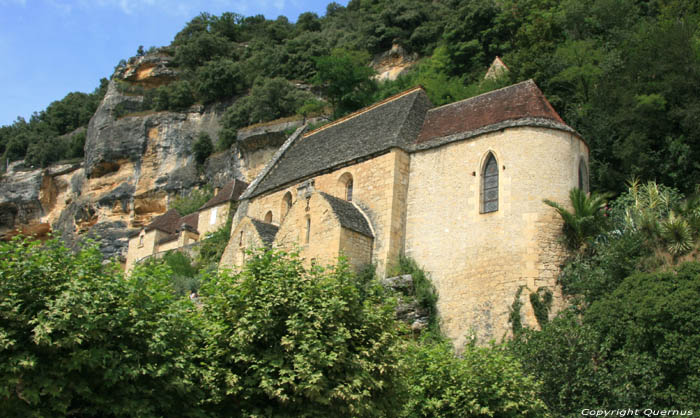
[578,159,589,193]
[481,153,499,213]
[264,211,273,223]
[305,217,311,244]
[281,192,292,219]
[239,230,244,246]
[338,172,354,201]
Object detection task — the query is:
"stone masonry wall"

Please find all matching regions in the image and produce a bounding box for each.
[198,203,231,236]
[273,193,342,269]
[405,126,588,348]
[339,228,374,271]
[125,229,160,271]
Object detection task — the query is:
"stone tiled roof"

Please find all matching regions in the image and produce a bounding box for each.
[250,218,279,246]
[180,212,199,232]
[240,80,576,200]
[414,79,573,147]
[247,87,432,198]
[199,179,249,211]
[319,192,373,238]
[145,209,181,234]
[145,208,200,237]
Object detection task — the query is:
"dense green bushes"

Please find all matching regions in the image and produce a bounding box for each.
[509,180,700,414]
[1,236,557,416]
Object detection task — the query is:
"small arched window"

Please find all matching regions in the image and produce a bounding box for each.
[578,159,589,193]
[239,230,244,246]
[281,192,293,219]
[481,153,499,213]
[264,211,273,223]
[305,217,311,244]
[338,172,354,201]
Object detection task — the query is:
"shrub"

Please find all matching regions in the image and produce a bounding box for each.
[192,132,214,165]
[199,249,402,416]
[169,187,213,216]
[401,338,550,417]
[0,237,205,416]
[585,262,700,409]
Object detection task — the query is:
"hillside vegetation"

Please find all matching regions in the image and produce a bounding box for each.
[2,0,699,195]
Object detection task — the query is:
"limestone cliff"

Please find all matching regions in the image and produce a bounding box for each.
[0,54,240,262]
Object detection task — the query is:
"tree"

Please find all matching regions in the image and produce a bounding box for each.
[0,238,205,416]
[192,131,214,165]
[401,338,550,417]
[194,58,246,104]
[544,188,611,250]
[313,49,376,117]
[199,249,402,416]
[585,262,700,408]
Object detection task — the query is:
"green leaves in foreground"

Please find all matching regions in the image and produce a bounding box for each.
[200,249,402,417]
[1,237,555,417]
[0,237,206,417]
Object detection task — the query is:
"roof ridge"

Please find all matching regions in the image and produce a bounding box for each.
[303,86,425,138]
[427,79,536,113]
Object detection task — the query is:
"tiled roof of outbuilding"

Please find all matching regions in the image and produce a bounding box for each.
[250,219,279,246]
[180,212,199,231]
[319,192,373,238]
[247,87,431,198]
[145,209,181,234]
[415,79,573,146]
[199,179,249,210]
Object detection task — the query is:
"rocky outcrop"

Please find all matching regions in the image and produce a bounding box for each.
[113,51,177,88]
[380,274,431,333]
[371,44,419,81]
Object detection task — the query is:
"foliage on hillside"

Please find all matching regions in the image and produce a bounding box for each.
[509,180,700,415]
[0,79,107,168]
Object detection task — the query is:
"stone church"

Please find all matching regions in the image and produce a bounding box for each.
[220,79,589,346]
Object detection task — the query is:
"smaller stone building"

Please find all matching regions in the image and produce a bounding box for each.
[125,178,248,271]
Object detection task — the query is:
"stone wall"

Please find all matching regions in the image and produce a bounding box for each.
[339,228,373,271]
[224,217,269,269]
[125,229,160,271]
[405,126,588,347]
[273,193,342,269]
[198,203,230,236]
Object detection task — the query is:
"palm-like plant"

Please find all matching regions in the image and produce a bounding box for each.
[544,188,610,250]
[660,212,694,257]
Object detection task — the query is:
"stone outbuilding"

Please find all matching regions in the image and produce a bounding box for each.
[221,79,589,347]
[125,178,248,271]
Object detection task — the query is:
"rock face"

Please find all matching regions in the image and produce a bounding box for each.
[371,44,418,81]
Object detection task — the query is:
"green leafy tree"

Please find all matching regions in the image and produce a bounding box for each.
[313,49,377,117]
[192,132,214,165]
[0,237,206,416]
[194,58,246,104]
[199,249,402,416]
[401,338,550,417]
[585,262,700,408]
